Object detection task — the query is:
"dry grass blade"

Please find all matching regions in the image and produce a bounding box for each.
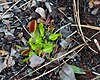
[19,43,84,80]
[76,0,87,45]
[19,0,31,9]
[88,45,98,54]
[58,8,68,18]
[31,46,85,80]
[71,24,100,31]
[90,31,100,39]
[0,2,12,5]
[9,65,27,80]
[73,0,78,30]
[81,25,100,31]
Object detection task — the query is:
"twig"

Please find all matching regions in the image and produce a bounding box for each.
[88,45,98,54]
[92,64,100,70]
[65,30,77,40]
[54,23,71,34]
[73,0,81,35]
[9,65,27,80]
[18,0,31,9]
[1,0,21,18]
[31,46,85,80]
[58,8,68,18]
[90,31,100,39]
[0,2,12,5]
[76,0,87,45]
[81,25,100,31]
[19,43,84,80]
[85,36,91,41]
[71,24,100,31]
[92,71,100,76]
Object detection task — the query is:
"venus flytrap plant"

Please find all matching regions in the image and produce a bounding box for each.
[22,20,62,62]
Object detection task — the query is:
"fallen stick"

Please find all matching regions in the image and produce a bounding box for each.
[71,24,100,31]
[81,25,100,31]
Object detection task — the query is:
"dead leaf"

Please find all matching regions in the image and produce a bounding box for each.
[89,0,94,8]
[0,50,8,56]
[21,49,31,56]
[89,0,100,8]
[59,63,76,80]
[29,54,45,68]
[31,0,36,7]
[35,7,46,19]
[93,1,100,5]
[48,26,55,31]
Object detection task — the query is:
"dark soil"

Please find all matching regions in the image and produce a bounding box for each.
[0,0,100,80]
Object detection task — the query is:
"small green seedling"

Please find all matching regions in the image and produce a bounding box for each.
[22,22,62,62]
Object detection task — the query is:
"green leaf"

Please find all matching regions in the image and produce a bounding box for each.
[16,45,22,49]
[30,43,37,50]
[22,57,30,63]
[49,34,62,41]
[69,65,86,74]
[28,37,34,44]
[36,35,42,44]
[39,23,44,37]
[43,46,54,53]
[48,58,55,61]
[29,51,36,57]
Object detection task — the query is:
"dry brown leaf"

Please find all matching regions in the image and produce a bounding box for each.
[93,0,100,5]
[89,1,94,8]
[0,50,7,56]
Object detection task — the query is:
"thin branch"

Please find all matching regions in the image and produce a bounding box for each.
[0,2,12,6]
[9,65,27,80]
[54,23,71,34]
[88,45,98,54]
[71,24,100,31]
[90,31,100,39]
[81,25,100,31]
[65,30,77,40]
[92,71,100,76]
[19,0,31,9]
[76,0,87,45]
